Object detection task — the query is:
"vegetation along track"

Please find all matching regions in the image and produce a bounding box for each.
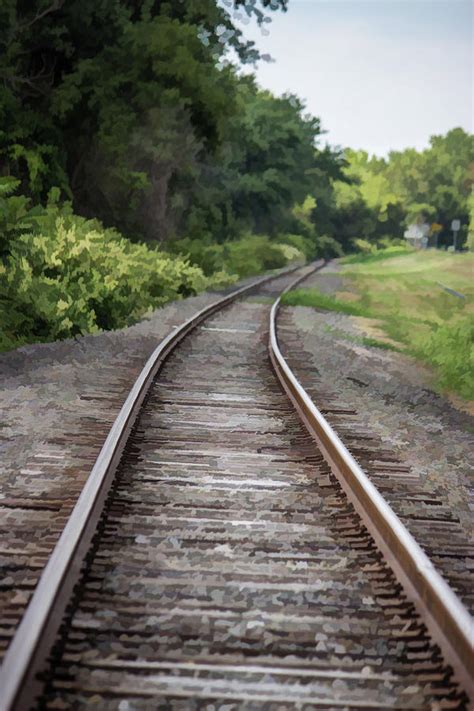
[0,264,472,710]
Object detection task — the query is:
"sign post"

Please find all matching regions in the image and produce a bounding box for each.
[451,219,460,251]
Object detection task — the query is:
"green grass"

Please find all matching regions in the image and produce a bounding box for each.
[340,245,412,265]
[283,249,474,401]
[359,335,401,352]
[341,250,474,400]
[281,288,370,317]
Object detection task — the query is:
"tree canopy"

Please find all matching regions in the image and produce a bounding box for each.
[323,129,474,250]
[1,0,297,241]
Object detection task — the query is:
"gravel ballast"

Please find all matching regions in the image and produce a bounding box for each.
[277,262,474,613]
[0,282,258,658]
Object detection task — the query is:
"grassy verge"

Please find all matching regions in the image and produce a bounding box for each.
[284,248,474,401]
[281,289,369,316]
[340,245,412,265]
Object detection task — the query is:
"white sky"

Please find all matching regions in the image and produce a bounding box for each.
[232,0,473,156]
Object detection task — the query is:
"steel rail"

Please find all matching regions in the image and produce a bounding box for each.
[269,270,474,701]
[0,263,304,711]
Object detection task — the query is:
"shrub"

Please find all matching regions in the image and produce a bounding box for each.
[0,176,44,259]
[276,243,305,263]
[169,234,293,280]
[166,238,230,277]
[0,209,212,350]
[0,185,298,352]
[417,320,474,400]
[314,234,344,258]
[224,235,288,277]
[353,238,376,254]
[276,233,315,260]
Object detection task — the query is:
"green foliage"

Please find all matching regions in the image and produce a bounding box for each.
[224,235,288,277]
[173,78,329,246]
[276,242,305,263]
[347,130,473,251]
[0,205,215,351]
[314,234,344,258]
[0,176,34,258]
[276,233,316,260]
[169,233,292,280]
[281,288,369,317]
[220,82,324,237]
[352,238,376,255]
[467,190,474,251]
[341,245,413,265]
[339,250,474,400]
[0,0,333,351]
[418,321,473,400]
[310,129,473,256]
[0,0,291,241]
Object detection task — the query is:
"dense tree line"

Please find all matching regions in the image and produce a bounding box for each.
[0,1,472,350]
[3,1,471,255]
[2,0,336,246]
[328,129,474,252]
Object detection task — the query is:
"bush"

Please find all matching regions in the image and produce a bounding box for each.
[353,238,376,254]
[0,182,301,352]
[417,320,474,400]
[276,233,315,260]
[314,234,344,258]
[0,176,44,259]
[166,237,230,277]
[276,243,305,263]
[169,234,294,280]
[0,206,213,351]
[223,235,288,277]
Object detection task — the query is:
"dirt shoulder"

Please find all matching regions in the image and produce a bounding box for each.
[277,261,474,613]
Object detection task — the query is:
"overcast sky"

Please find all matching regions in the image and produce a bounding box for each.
[233,0,473,156]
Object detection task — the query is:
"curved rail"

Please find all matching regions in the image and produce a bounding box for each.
[2,260,471,708]
[269,271,473,699]
[0,264,303,711]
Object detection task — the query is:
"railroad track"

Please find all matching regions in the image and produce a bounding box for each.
[0,264,472,709]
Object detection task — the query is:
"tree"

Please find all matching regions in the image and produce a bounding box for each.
[0,0,288,240]
[319,130,474,253]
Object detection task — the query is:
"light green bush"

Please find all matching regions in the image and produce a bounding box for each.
[353,238,376,254]
[276,233,316,260]
[275,243,305,263]
[0,183,298,352]
[223,235,288,277]
[417,320,474,400]
[170,234,292,280]
[0,210,213,350]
